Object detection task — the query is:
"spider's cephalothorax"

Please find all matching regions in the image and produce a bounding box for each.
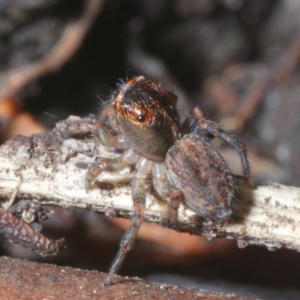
[113,76,180,161]
[88,75,253,287]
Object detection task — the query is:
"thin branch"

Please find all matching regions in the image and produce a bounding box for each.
[0,0,104,100]
[225,33,300,131]
[0,116,300,253]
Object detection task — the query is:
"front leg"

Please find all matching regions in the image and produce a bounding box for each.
[103,177,146,287]
[85,157,129,188]
[85,148,138,188]
[58,114,123,148]
[187,107,253,187]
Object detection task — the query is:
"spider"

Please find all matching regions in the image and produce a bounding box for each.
[87,76,252,287]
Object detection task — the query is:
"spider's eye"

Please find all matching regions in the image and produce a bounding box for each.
[137,114,145,123]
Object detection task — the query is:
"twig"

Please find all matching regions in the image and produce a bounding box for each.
[225,33,300,131]
[0,116,299,253]
[0,0,104,100]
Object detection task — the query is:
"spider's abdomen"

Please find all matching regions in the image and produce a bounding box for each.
[165,134,235,219]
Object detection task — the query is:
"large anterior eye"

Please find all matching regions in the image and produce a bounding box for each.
[137,114,145,123]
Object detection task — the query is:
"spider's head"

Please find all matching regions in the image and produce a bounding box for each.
[113,76,180,161]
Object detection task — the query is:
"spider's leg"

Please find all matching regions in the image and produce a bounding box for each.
[168,188,184,229]
[187,107,253,187]
[103,177,145,287]
[85,149,138,188]
[58,113,123,148]
[85,157,127,188]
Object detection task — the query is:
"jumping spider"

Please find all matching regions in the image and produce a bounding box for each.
[87,76,252,286]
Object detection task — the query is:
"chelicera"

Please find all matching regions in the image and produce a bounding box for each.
[88,76,252,287]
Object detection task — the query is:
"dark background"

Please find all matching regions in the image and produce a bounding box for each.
[1,1,300,299]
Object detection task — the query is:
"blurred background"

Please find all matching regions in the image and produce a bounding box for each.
[1,0,300,299]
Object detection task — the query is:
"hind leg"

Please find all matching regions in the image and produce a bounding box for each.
[187,107,253,187]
